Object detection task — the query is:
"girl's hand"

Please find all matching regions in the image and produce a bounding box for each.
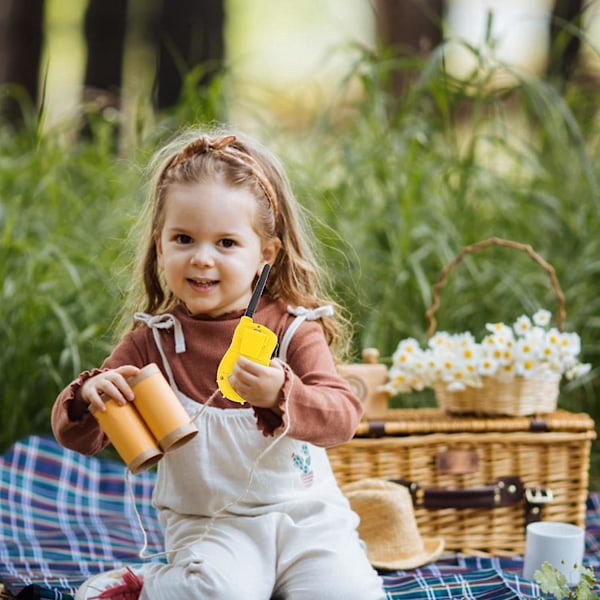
[78,365,141,415]
[229,356,285,411]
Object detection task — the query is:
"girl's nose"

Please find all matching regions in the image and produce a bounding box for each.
[190,245,215,267]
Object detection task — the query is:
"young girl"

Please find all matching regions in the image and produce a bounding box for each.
[51,129,387,600]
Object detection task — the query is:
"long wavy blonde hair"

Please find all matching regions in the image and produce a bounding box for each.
[119,126,352,358]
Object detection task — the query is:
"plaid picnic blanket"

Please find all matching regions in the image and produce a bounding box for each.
[1,435,599,599]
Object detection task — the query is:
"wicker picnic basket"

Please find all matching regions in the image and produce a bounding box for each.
[426,238,568,416]
[327,408,596,555]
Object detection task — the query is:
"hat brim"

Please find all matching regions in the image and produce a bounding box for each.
[369,536,445,571]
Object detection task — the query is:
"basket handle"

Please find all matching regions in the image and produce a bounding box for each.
[425,237,566,338]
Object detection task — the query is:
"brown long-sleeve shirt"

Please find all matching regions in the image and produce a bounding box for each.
[51,297,363,456]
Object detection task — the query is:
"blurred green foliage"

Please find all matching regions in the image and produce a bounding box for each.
[1,38,599,487]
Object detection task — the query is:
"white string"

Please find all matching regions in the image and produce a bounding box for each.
[127,376,295,560]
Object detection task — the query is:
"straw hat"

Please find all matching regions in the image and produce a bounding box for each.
[342,478,445,570]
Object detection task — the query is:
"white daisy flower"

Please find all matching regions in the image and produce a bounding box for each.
[532,309,552,327]
[513,315,532,336]
[386,309,589,395]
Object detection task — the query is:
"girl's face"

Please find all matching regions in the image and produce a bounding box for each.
[156,179,280,317]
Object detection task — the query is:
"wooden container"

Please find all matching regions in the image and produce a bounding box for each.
[337,348,390,421]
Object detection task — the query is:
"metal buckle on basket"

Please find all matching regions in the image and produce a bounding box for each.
[525,488,554,504]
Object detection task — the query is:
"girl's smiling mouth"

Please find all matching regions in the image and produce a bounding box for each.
[188,278,218,290]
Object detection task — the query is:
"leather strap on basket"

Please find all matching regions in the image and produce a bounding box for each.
[390,476,551,525]
[425,237,566,338]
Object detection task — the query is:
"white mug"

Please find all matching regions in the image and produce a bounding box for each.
[522,521,585,585]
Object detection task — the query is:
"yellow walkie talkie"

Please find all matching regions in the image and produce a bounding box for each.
[217,264,278,403]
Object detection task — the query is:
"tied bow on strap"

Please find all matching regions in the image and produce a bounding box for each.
[278,305,335,363]
[286,305,335,320]
[134,313,186,354]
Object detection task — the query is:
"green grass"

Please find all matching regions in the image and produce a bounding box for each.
[0,125,140,447]
[1,38,600,478]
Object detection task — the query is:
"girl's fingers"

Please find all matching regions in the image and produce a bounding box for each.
[82,366,140,410]
[230,357,284,408]
[87,392,107,413]
[114,365,141,379]
[234,356,264,377]
[97,378,132,404]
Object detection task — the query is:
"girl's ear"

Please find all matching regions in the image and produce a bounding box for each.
[260,238,282,271]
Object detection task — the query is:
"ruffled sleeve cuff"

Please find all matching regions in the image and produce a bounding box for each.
[64,368,107,418]
[51,368,110,454]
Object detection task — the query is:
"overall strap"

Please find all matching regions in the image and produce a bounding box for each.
[134,312,186,390]
[278,305,334,363]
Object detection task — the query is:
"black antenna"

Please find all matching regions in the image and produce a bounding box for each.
[244,264,270,318]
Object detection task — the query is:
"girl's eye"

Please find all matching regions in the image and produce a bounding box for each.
[175,234,193,244]
[219,238,236,248]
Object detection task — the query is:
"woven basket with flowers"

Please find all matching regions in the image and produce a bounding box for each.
[384,238,591,416]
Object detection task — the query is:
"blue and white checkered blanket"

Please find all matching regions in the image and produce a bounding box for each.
[1,435,599,599]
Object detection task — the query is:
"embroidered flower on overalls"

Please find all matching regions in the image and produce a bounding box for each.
[291,443,313,487]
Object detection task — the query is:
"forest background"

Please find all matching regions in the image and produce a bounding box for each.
[2,0,600,484]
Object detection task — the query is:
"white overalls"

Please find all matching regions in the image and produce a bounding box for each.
[134,310,387,600]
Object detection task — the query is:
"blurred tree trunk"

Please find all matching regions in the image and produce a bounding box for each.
[153,0,225,109]
[375,0,445,92]
[84,0,128,101]
[84,0,225,111]
[0,0,225,131]
[0,0,45,127]
[547,0,584,86]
